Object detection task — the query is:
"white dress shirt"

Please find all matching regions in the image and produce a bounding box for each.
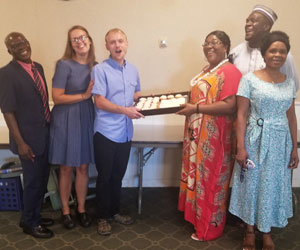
[230,41,299,91]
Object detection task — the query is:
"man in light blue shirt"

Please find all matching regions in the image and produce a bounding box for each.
[91,28,143,236]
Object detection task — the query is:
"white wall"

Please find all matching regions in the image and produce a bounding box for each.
[0,0,300,100]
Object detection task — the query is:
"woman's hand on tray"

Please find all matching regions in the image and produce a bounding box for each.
[176,103,196,116]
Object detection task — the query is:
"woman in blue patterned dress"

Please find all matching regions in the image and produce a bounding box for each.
[49,25,96,229]
[229,31,298,250]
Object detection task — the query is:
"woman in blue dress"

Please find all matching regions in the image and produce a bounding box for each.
[229,31,298,250]
[49,25,96,229]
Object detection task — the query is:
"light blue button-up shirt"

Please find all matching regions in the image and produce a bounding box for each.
[91,57,140,143]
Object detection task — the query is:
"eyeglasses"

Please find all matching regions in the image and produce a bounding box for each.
[71,35,88,43]
[202,40,223,48]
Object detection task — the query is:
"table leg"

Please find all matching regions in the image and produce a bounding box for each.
[136,147,157,215]
[138,147,144,215]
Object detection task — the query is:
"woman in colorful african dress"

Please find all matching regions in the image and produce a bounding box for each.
[229,31,298,250]
[177,30,242,241]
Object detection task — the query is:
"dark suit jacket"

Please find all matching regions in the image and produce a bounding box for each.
[0,60,49,156]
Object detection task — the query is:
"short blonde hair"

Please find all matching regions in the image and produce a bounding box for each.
[105,28,127,43]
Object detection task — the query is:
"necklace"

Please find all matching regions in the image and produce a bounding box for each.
[190,58,229,86]
[263,69,282,84]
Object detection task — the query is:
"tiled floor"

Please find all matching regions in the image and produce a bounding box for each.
[0,188,300,250]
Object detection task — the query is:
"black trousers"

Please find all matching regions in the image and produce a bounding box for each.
[21,142,50,228]
[94,132,131,219]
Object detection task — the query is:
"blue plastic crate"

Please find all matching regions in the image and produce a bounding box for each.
[0,176,23,211]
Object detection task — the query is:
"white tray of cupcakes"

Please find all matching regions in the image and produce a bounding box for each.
[134,91,189,116]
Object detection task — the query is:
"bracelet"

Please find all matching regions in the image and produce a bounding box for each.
[196,104,199,113]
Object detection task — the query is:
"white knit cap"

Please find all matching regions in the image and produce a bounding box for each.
[253,4,278,24]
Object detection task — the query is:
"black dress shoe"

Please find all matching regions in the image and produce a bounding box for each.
[40,218,55,227]
[61,214,76,229]
[19,217,54,228]
[77,211,92,228]
[23,225,54,238]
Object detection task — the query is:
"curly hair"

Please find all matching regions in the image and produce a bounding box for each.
[205,30,231,56]
[260,31,290,57]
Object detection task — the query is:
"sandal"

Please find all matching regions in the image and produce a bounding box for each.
[262,232,275,250]
[242,230,256,250]
[191,233,202,241]
[97,219,111,236]
[113,214,134,225]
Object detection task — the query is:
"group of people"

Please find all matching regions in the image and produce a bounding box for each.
[0,27,143,239]
[177,4,298,250]
[0,4,298,250]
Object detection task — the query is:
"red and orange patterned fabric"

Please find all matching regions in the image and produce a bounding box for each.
[178,63,242,241]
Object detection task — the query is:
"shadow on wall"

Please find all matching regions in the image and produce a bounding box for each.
[168,38,205,91]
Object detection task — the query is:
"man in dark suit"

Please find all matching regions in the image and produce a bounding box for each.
[0,32,54,238]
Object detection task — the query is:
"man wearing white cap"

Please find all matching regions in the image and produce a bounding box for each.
[230,4,299,90]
